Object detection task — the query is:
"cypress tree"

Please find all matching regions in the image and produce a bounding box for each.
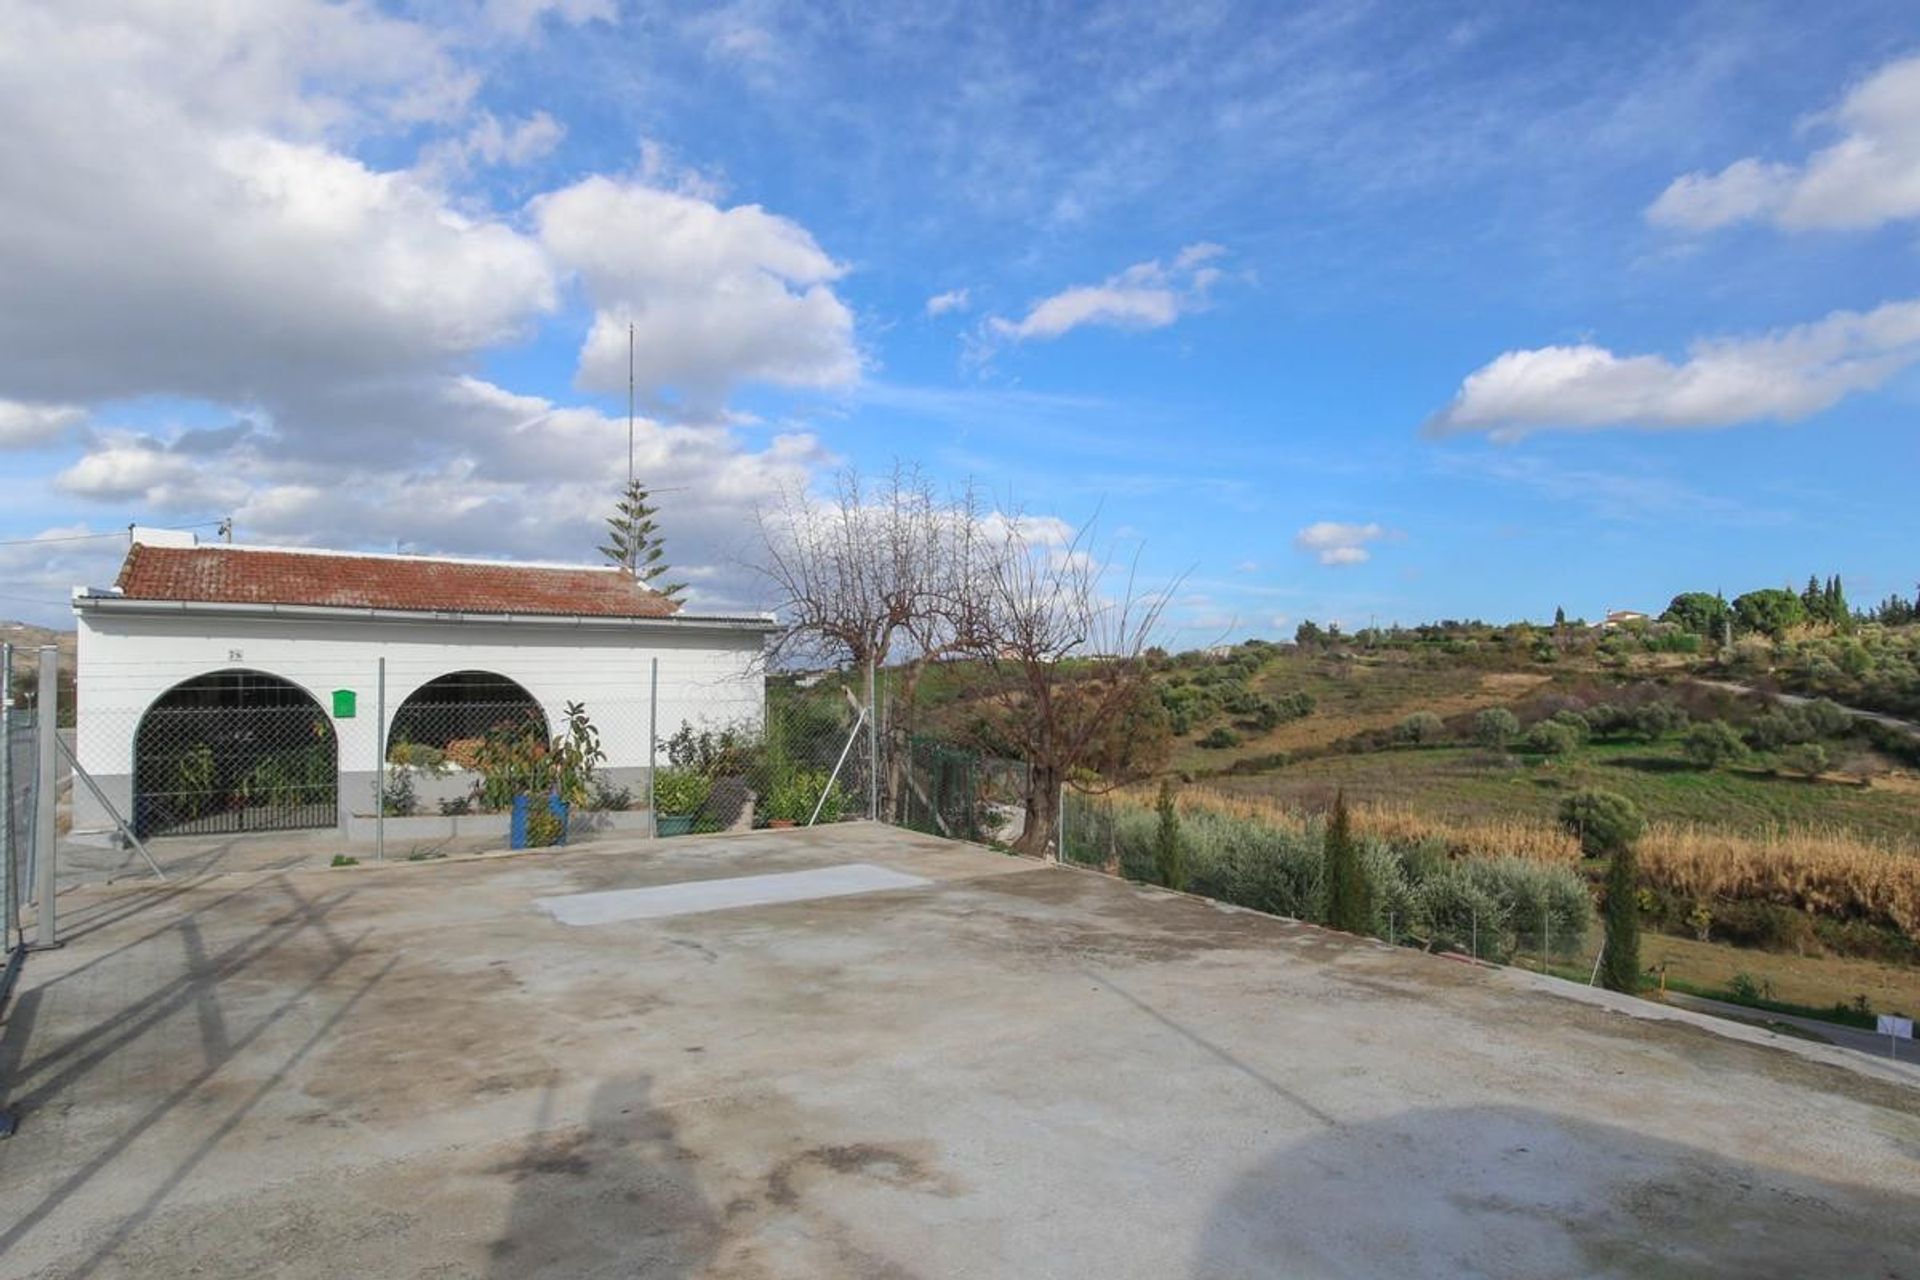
[1154,779,1186,891]
[599,478,686,601]
[1802,574,1822,617]
[1323,790,1370,933]
[1600,838,1643,994]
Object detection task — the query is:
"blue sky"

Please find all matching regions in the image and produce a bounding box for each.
[2,1,1918,643]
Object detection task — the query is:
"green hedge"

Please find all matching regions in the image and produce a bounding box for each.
[1064,795,1592,961]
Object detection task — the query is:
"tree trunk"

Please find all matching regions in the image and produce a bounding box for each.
[886,660,925,824]
[1014,762,1061,859]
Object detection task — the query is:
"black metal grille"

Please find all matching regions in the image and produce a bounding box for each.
[134,671,337,837]
[386,672,547,761]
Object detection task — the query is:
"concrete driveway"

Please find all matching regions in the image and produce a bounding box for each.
[1,824,1916,1278]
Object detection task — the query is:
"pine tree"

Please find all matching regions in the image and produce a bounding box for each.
[1802,574,1822,618]
[599,479,686,601]
[1323,790,1370,933]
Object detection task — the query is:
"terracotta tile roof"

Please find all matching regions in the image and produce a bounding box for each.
[111,544,682,618]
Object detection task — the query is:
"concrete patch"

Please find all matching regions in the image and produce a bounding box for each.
[532,862,932,925]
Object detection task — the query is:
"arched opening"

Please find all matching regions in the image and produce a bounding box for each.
[134,670,338,837]
[385,671,548,769]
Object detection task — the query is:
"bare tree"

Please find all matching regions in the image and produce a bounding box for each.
[753,465,993,811]
[963,516,1176,858]
[755,467,1175,854]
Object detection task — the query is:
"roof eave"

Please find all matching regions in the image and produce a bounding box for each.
[71,594,778,633]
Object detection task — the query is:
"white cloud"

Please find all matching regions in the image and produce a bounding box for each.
[44,379,828,611]
[1648,53,1920,231]
[0,400,84,449]
[1294,521,1387,566]
[0,1,863,615]
[0,1,557,409]
[985,243,1227,342]
[926,288,971,317]
[535,177,860,405]
[1426,298,1920,439]
[419,111,566,178]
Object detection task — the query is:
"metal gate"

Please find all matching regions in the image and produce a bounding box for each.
[134,670,338,837]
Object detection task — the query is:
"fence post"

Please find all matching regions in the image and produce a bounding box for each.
[1543,907,1550,973]
[647,657,659,840]
[33,645,58,950]
[1,640,12,951]
[1,642,12,947]
[375,657,385,862]
[866,659,878,822]
[1056,780,1066,863]
[1470,908,1478,962]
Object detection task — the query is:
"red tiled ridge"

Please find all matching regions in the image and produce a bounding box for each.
[111,544,681,618]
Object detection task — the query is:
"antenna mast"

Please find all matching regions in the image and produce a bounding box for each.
[626,322,637,574]
[626,321,635,492]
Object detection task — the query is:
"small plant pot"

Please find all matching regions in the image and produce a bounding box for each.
[511,793,570,849]
[656,813,695,837]
[767,818,797,829]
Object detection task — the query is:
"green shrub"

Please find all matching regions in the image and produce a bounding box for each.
[1323,792,1370,932]
[1395,711,1445,745]
[1781,742,1829,778]
[1600,841,1643,993]
[378,766,417,817]
[760,769,846,824]
[653,767,712,815]
[1681,720,1747,769]
[1525,721,1579,756]
[1475,707,1520,750]
[1415,867,1507,958]
[1557,789,1643,858]
[1154,780,1187,890]
[1548,709,1591,741]
[1198,726,1242,749]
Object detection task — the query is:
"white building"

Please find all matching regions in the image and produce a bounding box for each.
[72,529,775,838]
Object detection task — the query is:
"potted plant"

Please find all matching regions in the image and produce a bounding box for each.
[476,701,605,850]
[758,772,807,827]
[758,769,842,828]
[652,767,710,837]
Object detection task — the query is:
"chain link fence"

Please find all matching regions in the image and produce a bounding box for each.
[4,643,45,967]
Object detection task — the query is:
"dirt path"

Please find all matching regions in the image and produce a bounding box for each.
[1692,678,1920,739]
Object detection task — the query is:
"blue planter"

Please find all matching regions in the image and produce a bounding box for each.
[655,814,695,837]
[510,793,570,849]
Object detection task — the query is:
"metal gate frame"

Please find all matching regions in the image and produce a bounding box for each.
[132,670,339,838]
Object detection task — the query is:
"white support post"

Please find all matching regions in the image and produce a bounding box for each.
[647,657,659,840]
[1,642,13,944]
[33,645,58,950]
[866,659,878,821]
[375,657,386,862]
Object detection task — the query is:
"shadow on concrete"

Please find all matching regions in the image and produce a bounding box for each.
[0,873,383,1276]
[1192,1104,1920,1278]
[485,1075,720,1278]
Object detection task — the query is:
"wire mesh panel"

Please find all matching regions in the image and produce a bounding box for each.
[387,672,549,762]
[892,736,1028,845]
[4,702,36,945]
[133,670,337,837]
[652,682,874,835]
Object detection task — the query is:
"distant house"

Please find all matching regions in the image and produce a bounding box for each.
[71,528,775,839]
[1596,609,1650,631]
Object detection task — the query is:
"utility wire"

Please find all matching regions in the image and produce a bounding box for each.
[0,519,223,548]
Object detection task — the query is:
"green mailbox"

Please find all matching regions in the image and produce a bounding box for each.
[332,689,357,719]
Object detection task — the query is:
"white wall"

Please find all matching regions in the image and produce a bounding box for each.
[73,607,768,827]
